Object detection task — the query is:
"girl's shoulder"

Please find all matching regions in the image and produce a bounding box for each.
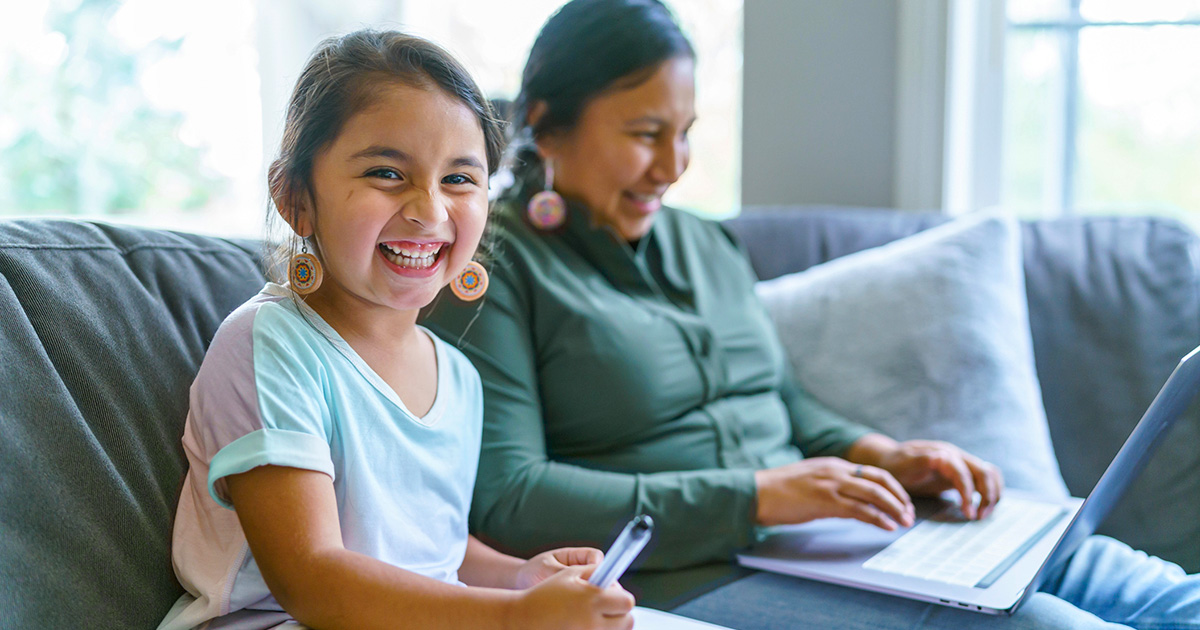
[202,283,321,367]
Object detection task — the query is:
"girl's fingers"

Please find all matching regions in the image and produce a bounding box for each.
[555,546,603,566]
[600,613,636,630]
[571,564,598,582]
[597,586,636,616]
[542,556,568,572]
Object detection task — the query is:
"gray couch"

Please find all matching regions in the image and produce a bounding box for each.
[3,209,1198,628]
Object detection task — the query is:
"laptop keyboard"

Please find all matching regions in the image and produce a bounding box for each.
[861,497,1067,587]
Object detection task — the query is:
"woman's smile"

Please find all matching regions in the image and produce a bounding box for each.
[622,190,665,215]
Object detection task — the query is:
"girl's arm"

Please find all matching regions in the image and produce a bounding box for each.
[458,536,525,589]
[459,536,604,590]
[226,464,633,630]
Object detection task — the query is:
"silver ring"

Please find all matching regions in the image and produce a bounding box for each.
[854,465,864,478]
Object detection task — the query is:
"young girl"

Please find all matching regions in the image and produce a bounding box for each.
[158,30,635,630]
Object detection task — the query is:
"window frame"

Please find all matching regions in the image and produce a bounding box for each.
[1006,1,1200,215]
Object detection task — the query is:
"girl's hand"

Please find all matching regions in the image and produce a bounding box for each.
[875,439,1004,520]
[514,547,603,590]
[753,457,915,529]
[511,565,634,630]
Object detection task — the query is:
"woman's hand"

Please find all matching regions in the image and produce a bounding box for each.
[753,457,915,529]
[873,439,1004,520]
[511,565,635,630]
[513,547,603,590]
[845,433,1004,520]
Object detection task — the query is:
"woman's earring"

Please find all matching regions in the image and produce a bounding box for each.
[289,239,323,295]
[450,260,489,302]
[527,158,566,230]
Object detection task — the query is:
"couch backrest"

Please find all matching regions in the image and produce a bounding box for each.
[0,220,265,629]
[725,207,1200,573]
[4,212,1199,628]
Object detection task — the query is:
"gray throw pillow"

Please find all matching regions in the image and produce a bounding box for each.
[755,212,1069,499]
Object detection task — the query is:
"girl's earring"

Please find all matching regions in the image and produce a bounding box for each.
[289,239,323,295]
[527,158,566,230]
[450,260,489,302]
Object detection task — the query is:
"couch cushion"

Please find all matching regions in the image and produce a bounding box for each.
[1020,216,1200,573]
[726,208,1200,572]
[755,213,1069,498]
[0,220,265,628]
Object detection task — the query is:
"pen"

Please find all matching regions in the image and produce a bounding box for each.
[588,514,654,588]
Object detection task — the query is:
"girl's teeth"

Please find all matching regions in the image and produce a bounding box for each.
[380,244,441,269]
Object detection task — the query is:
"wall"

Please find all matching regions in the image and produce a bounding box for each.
[741,0,899,208]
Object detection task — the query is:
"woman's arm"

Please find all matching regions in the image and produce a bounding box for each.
[227,465,633,630]
[777,367,875,458]
[770,357,918,528]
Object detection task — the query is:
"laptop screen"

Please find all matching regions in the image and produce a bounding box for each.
[1022,345,1200,602]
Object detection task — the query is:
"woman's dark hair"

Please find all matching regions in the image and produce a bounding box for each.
[516,0,694,142]
[267,29,505,281]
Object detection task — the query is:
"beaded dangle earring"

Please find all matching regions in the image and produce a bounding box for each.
[288,238,323,295]
[526,158,566,230]
[450,260,489,301]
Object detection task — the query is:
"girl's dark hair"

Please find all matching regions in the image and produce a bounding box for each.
[267,29,505,280]
[516,0,693,140]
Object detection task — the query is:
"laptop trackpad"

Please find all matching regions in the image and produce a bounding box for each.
[753,517,906,560]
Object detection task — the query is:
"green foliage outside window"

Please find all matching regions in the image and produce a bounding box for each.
[0,0,224,216]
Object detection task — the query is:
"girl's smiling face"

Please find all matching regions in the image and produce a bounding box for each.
[293,82,489,317]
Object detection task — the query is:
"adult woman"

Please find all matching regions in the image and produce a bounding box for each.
[425,1,1199,628]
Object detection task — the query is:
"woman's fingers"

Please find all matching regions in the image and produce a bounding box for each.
[755,457,924,527]
[856,465,914,515]
[926,450,978,519]
[839,473,914,528]
[969,457,1004,518]
[837,495,904,530]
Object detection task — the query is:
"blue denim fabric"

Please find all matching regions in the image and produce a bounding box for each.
[672,536,1199,629]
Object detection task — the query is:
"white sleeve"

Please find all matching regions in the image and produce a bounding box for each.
[190,301,334,509]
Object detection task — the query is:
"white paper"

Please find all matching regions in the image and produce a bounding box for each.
[633,606,735,629]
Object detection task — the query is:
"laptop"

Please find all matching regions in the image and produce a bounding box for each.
[737,345,1200,615]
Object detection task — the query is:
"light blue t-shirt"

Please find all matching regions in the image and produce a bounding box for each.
[160,283,482,630]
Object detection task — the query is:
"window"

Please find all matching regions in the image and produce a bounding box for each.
[399,0,743,220]
[2,0,742,238]
[1003,0,1200,224]
[0,0,264,236]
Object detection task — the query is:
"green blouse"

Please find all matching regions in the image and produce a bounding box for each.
[424,195,871,570]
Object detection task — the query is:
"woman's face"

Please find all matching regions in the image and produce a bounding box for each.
[289,83,489,317]
[539,56,696,241]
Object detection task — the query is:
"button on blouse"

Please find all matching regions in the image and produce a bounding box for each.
[424,194,871,569]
